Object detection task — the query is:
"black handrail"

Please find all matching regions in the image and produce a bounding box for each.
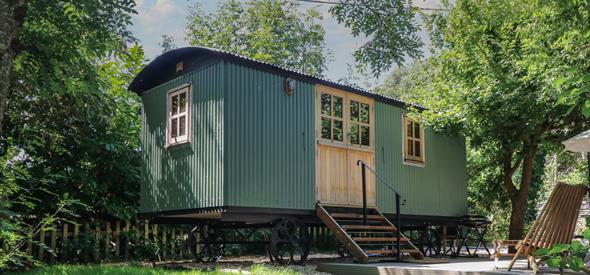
[356,159,403,262]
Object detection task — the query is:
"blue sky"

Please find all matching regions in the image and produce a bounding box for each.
[130,0,440,86]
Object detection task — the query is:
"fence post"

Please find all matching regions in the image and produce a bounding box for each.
[74,223,80,248]
[153,224,161,262]
[115,221,120,259]
[105,221,111,261]
[179,229,184,258]
[49,227,57,263]
[125,220,130,260]
[94,222,100,263]
[171,227,176,260]
[61,223,69,262]
[162,225,167,260]
[38,228,45,261]
[26,226,33,257]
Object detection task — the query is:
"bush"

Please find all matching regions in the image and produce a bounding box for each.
[535,229,590,273]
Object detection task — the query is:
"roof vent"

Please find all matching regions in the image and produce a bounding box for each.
[176,61,183,73]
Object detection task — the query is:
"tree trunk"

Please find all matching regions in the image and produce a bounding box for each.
[508,144,538,240]
[0,0,26,136]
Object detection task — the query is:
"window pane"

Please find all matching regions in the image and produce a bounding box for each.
[333,96,343,118]
[350,123,359,144]
[414,122,420,139]
[321,94,331,115]
[171,118,178,138]
[407,139,413,156]
[321,118,331,139]
[179,92,187,113]
[350,101,359,122]
[179,116,186,136]
[171,95,179,115]
[360,103,370,123]
[361,125,370,146]
[415,141,421,157]
[333,119,343,141]
[406,120,413,138]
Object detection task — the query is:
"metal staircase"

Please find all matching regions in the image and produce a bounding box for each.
[316,160,423,263]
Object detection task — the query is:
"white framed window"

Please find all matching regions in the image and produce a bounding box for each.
[403,115,425,165]
[167,84,191,147]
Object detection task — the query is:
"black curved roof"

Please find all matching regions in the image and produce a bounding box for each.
[128,46,420,109]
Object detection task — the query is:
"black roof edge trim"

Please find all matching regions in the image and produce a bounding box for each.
[128,46,425,110]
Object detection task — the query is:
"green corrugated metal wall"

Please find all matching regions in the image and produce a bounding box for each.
[374,102,468,216]
[139,58,467,217]
[140,62,224,213]
[223,63,316,210]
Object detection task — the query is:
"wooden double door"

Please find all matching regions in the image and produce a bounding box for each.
[315,85,376,207]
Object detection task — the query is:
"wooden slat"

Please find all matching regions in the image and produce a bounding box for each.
[365,249,418,255]
[331,213,386,220]
[365,249,394,255]
[342,225,395,231]
[352,237,407,242]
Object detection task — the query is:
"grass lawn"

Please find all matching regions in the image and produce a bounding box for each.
[16,263,307,275]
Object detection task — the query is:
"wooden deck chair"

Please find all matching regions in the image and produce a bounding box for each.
[493,183,587,272]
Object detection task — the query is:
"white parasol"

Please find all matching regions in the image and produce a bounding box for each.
[563,130,590,153]
[562,129,590,191]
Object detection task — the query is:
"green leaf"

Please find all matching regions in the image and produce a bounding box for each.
[549,244,569,254]
[570,240,584,253]
[583,228,590,240]
[553,77,569,88]
[578,74,590,83]
[546,256,561,268]
[569,256,584,271]
[535,248,550,256]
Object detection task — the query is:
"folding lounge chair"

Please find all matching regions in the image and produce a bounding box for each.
[493,183,587,272]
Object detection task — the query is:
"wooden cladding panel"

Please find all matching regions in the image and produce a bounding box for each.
[347,149,376,207]
[317,144,348,205]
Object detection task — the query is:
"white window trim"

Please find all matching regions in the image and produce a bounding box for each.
[402,115,425,167]
[166,83,192,148]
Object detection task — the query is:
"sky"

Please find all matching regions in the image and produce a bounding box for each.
[130,0,441,86]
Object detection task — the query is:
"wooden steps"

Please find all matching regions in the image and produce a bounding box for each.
[316,203,424,263]
[341,225,396,231]
[331,213,386,221]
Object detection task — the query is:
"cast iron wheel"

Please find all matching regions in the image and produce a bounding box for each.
[420,228,442,256]
[187,224,225,262]
[269,217,310,265]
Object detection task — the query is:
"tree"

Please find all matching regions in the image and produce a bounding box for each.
[413,0,590,239]
[0,0,136,136]
[375,59,434,102]
[330,0,423,77]
[185,0,331,77]
[0,0,140,267]
[0,0,26,136]
[159,34,176,53]
[337,63,380,91]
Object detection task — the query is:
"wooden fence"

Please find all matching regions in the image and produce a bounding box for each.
[25,220,337,264]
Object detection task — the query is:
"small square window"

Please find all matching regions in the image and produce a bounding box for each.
[167,84,191,147]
